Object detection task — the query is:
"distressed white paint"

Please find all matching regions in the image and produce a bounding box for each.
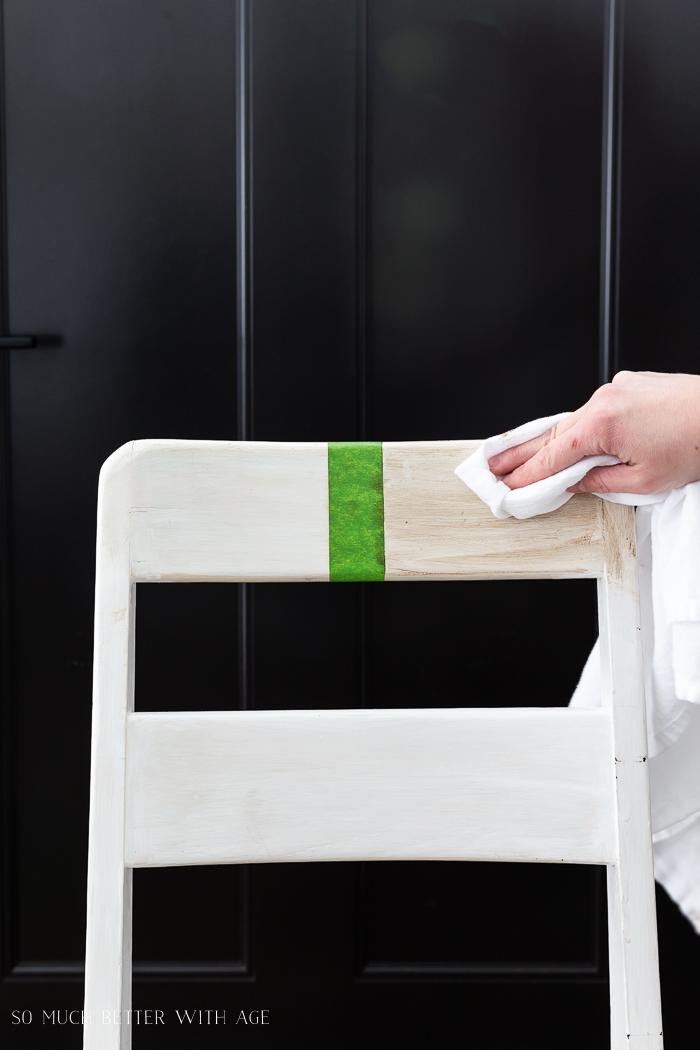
[383,440,604,580]
[599,502,663,1049]
[84,440,663,1050]
[125,707,616,867]
[128,439,330,581]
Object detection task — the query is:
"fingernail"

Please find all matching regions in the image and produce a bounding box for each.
[490,453,502,469]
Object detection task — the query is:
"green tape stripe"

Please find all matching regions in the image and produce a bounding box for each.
[328,442,385,582]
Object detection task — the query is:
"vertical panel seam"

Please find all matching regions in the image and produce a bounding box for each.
[600,0,625,384]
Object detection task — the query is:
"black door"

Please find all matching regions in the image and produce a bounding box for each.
[1,2,700,1047]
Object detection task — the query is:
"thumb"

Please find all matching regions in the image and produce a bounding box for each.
[568,463,652,495]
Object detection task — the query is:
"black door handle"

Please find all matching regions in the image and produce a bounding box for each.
[0,336,36,349]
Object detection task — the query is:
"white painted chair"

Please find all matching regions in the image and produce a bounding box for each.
[84,439,663,1050]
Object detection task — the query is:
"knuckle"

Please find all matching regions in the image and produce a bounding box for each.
[538,441,557,472]
[586,400,618,441]
[589,384,617,418]
[537,425,558,460]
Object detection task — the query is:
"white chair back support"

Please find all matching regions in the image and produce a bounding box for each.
[84,439,663,1050]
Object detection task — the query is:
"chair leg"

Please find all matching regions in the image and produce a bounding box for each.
[607,863,663,1050]
[85,537,135,1048]
[598,510,663,1049]
[84,864,133,1050]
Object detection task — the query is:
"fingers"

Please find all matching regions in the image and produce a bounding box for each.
[488,432,557,477]
[488,409,584,478]
[499,417,595,489]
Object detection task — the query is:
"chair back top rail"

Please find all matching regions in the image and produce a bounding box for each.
[97,439,609,583]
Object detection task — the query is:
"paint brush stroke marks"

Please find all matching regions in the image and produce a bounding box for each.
[328,442,385,582]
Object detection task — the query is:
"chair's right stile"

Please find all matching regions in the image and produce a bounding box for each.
[599,501,663,1050]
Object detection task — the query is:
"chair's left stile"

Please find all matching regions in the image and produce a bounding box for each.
[85,442,135,1050]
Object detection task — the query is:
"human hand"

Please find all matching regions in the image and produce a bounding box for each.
[487,371,700,495]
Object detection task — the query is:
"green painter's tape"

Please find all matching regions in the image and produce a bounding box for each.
[328,442,385,582]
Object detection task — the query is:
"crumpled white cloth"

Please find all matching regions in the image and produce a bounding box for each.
[455,412,700,932]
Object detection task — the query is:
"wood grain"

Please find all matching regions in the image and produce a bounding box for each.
[383,440,605,580]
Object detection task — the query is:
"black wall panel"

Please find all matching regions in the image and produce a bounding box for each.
[368,0,602,441]
[3,0,240,992]
[618,0,700,376]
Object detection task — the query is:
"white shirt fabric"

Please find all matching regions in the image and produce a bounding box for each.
[455,413,700,932]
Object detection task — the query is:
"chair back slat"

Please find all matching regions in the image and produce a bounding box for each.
[125,708,616,867]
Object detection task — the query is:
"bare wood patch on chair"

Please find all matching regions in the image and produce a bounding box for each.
[382,441,604,580]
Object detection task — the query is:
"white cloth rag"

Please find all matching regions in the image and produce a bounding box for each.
[455,412,700,932]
